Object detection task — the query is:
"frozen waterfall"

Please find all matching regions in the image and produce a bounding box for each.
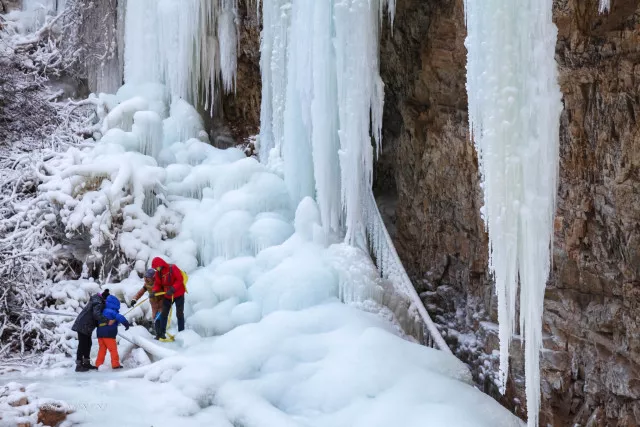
[464,0,562,426]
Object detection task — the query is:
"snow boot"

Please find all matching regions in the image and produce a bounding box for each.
[75,360,89,372]
[113,366,123,369]
[83,358,98,370]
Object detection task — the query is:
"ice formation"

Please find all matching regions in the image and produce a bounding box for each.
[123,0,238,113]
[259,0,392,241]
[464,0,562,425]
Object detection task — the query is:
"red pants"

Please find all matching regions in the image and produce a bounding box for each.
[95,338,120,368]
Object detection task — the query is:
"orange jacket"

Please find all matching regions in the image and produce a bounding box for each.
[133,283,163,317]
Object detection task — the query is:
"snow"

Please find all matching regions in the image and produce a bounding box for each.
[6,306,522,427]
[464,0,563,425]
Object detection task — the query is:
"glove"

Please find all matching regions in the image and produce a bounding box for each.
[130,299,137,307]
[149,291,156,298]
[167,286,175,297]
[125,323,130,331]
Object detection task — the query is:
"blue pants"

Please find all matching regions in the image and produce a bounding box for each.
[155,296,185,338]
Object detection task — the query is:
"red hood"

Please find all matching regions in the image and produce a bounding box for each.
[151,257,169,270]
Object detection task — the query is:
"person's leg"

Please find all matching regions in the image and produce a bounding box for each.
[95,338,107,368]
[77,332,90,361]
[79,332,97,369]
[105,338,120,368]
[175,296,185,332]
[76,332,91,372]
[157,298,171,338]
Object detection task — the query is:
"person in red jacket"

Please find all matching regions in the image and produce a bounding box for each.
[149,257,186,340]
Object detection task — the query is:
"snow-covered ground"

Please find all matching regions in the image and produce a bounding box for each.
[0,82,522,426]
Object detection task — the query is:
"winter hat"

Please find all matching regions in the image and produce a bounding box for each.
[144,268,156,279]
[101,289,110,298]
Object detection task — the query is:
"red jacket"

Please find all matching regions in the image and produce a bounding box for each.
[151,257,185,299]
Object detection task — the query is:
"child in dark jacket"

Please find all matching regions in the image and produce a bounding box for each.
[95,295,130,369]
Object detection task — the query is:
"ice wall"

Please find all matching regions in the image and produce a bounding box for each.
[259,0,393,241]
[464,0,562,425]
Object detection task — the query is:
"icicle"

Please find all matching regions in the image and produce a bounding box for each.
[132,111,164,159]
[463,0,562,426]
[598,0,610,13]
[123,0,237,115]
[218,0,239,93]
[333,0,384,244]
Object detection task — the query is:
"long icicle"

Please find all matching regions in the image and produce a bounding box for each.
[463,0,562,425]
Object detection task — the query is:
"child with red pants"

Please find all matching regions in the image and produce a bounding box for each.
[95,295,130,369]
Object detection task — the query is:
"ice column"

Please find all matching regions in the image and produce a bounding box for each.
[258,0,291,161]
[282,0,315,207]
[464,0,562,426]
[310,0,341,233]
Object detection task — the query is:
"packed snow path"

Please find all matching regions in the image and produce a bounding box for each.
[1,85,522,426]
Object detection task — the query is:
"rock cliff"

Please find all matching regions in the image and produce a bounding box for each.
[376,0,640,425]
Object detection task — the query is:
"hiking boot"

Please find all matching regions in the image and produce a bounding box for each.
[75,360,89,372]
[82,358,98,370]
[113,366,124,369]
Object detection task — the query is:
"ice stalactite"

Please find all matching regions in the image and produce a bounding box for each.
[464,0,562,426]
[123,0,237,114]
[282,0,315,208]
[598,0,610,13]
[259,0,391,239]
[218,0,239,94]
[310,0,341,234]
[258,0,291,162]
[334,0,385,244]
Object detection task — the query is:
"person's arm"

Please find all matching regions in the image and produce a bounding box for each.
[168,265,183,294]
[115,313,130,329]
[133,286,146,301]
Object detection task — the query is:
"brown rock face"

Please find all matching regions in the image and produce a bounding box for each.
[377,0,640,425]
[212,0,261,147]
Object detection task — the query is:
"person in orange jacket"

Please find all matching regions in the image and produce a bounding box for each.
[130,268,163,319]
[149,257,186,340]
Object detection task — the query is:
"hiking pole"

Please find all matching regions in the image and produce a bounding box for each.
[123,297,149,316]
[159,296,175,342]
[122,292,165,316]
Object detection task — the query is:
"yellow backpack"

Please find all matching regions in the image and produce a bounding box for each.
[166,264,189,294]
[181,269,189,293]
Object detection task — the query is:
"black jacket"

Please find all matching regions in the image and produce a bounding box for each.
[71,293,109,336]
